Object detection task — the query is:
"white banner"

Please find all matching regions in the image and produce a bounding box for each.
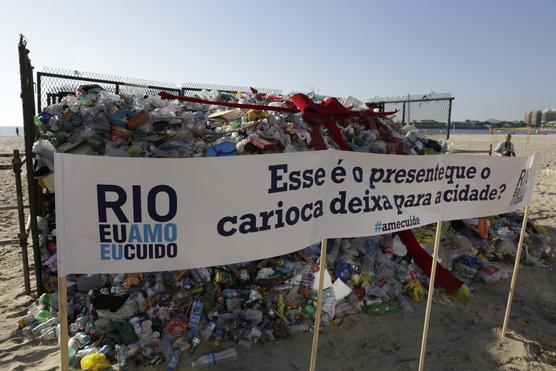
[55,151,538,275]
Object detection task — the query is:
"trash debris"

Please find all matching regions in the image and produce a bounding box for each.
[17,87,552,370]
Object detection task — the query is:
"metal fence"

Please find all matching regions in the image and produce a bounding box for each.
[37,67,182,112]
[0,151,31,294]
[182,82,282,96]
[36,67,283,112]
[368,93,454,138]
[18,35,43,294]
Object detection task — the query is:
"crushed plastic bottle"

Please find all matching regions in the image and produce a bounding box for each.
[191,348,238,368]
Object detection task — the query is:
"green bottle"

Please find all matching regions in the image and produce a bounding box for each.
[38,293,52,307]
[34,309,51,324]
[364,301,401,316]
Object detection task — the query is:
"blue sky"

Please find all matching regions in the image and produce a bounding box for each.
[0,0,554,125]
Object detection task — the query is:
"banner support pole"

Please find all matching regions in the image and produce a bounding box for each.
[58,275,69,371]
[309,239,327,371]
[418,221,443,371]
[501,205,529,338]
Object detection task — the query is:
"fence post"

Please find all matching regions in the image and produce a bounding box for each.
[446,99,453,140]
[18,35,44,295]
[12,150,31,295]
[36,72,42,113]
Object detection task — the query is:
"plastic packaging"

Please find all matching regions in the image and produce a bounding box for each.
[80,353,111,371]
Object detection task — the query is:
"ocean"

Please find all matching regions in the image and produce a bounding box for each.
[0,125,553,137]
[0,126,23,137]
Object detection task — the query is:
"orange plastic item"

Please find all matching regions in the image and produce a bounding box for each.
[478,218,489,239]
[123,274,142,289]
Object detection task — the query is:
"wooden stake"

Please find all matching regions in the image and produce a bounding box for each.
[418,221,443,371]
[501,205,529,338]
[309,239,327,371]
[58,275,69,371]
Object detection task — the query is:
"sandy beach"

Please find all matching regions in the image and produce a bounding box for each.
[0,133,554,371]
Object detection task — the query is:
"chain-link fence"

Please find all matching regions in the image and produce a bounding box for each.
[182,82,282,96]
[36,67,182,112]
[367,93,454,140]
[36,68,283,112]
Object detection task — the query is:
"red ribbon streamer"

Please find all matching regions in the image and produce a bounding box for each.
[159,91,400,151]
[399,229,464,294]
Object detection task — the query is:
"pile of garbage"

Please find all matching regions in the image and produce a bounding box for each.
[31,86,447,188]
[17,86,552,370]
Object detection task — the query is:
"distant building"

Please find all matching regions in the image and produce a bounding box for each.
[524,111,531,126]
[531,110,542,128]
[525,109,556,127]
[542,109,556,125]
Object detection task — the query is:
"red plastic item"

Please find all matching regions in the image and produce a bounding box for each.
[398,230,464,295]
[164,318,188,338]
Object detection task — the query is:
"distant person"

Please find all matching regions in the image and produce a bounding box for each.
[15,127,19,136]
[495,133,515,157]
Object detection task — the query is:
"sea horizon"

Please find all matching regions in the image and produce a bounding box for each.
[0,126,23,137]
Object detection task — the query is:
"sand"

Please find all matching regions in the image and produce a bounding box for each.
[0,134,554,371]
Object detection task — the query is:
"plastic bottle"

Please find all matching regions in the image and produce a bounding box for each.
[138,331,160,347]
[73,332,92,347]
[124,343,141,358]
[333,302,352,318]
[200,321,216,341]
[34,309,51,324]
[398,296,414,316]
[129,317,143,337]
[116,344,128,371]
[264,297,276,319]
[75,347,98,361]
[68,332,91,361]
[189,336,201,355]
[191,348,238,368]
[364,298,382,307]
[68,337,79,362]
[287,323,309,335]
[31,316,59,336]
[243,309,263,324]
[364,301,401,315]
[38,292,52,307]
[160,334,174,362]
[167,349,182,371]
[98,344,114,360]
[275,259,295,275]
[249,326,262,342]
[189,300,204,336]
[39,324,60,342]
[22,324,37,338]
